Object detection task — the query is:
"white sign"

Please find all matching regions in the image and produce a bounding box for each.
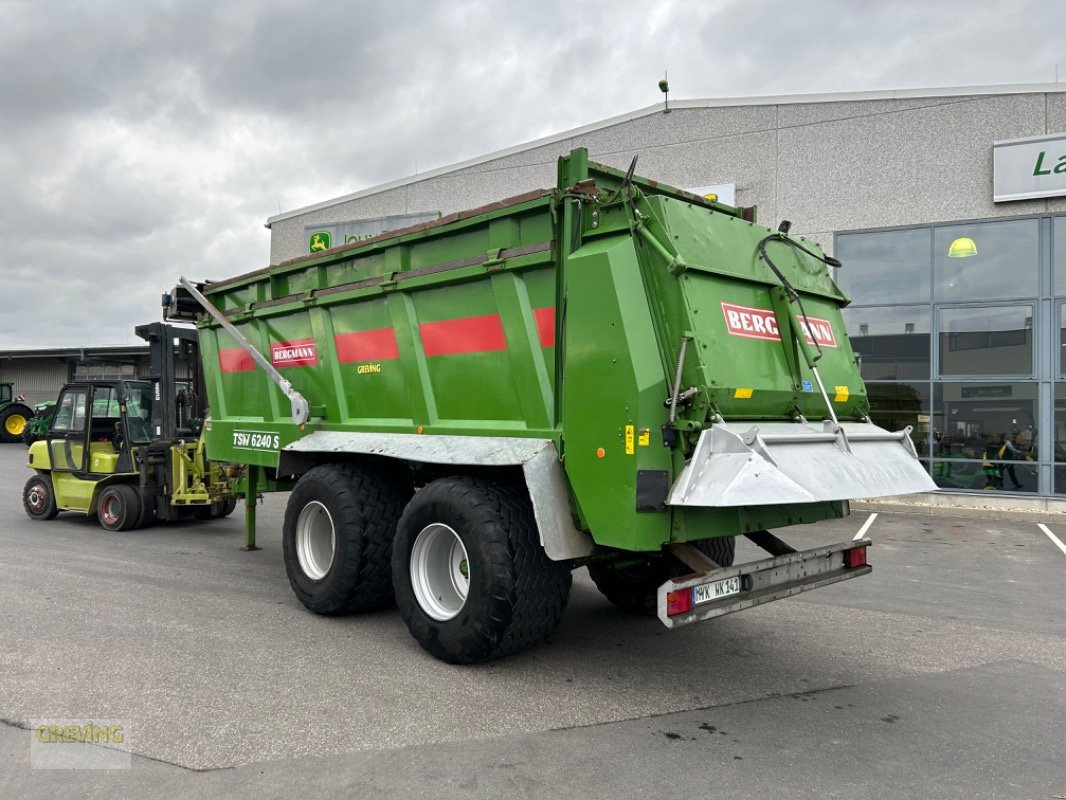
[689,183,736,206]
[720,302,838,348]
[305,211,439,253]
[270,339,317,367]
[993,133,1066,202]
[232,430,280,451]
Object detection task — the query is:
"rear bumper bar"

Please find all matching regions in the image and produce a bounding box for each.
[656,538,871,629]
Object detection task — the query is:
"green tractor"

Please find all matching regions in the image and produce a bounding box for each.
[23,323,240,530]
[0,382,34,444]
[22,399,57,446]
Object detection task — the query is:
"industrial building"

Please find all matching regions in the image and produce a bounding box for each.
[265,83,1066,500]
[0,345,153,406]
[0,343,197,406]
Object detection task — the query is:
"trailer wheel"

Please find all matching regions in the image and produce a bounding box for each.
[588,537,736,616]
[283,463,411,615]
[23,475,58,520]
[97,484,143,532]
[392,476,572,663]
[693,536,736,569]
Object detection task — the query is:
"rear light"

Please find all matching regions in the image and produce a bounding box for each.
[666,588,694,616]
[843,546,867,568]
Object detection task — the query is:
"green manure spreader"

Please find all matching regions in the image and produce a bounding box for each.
[174,148,934,663]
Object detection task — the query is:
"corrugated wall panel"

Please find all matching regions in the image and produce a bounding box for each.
[0,358,69,405]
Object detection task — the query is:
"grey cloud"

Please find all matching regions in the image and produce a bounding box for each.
[0,0,1061,347]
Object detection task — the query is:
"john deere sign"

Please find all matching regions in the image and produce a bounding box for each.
[993,133,1066,202]
[308,231,332,252]
[305,212,439,254]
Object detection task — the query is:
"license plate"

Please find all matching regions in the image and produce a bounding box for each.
[693,576,741,604]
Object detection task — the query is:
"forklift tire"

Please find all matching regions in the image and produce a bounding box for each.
[97,484,143,532]
[193,498,237,521]
[137,495,155,529]
[588,537,736,616]
[392,476,573,663]
[283,463,412,615]
[23,475,58,520]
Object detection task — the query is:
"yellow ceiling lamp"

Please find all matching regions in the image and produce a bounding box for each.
[948,236,977,258]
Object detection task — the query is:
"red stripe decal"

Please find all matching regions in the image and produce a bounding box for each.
[335,328,400,363]
[219,348,255,373]
[533,306,555,348]
[420,314,507,356]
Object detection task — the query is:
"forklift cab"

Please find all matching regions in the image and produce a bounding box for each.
[47,380,154,478]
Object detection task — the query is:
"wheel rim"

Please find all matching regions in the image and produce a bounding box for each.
[27,483,46,513]
[101,494,119,526]
[410,523,470,621]
[5,413,26,435]
[296,501,336,580]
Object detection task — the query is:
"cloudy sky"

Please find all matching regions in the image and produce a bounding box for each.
[1,0,1063,348]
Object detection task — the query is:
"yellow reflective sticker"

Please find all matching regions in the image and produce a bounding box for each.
[638,429,651,447]
[834,385,849,402]
[625,424,635,455]
[734,388,754,399]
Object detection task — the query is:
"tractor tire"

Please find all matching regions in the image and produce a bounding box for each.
[217,498,238,518]
[588,537,736,616]
[97,484,143,532]
[0,404,33,443]
[283,463,412,615]
[392,476,573,664]
[23,475,58,520]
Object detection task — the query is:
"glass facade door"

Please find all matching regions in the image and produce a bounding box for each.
[838,214,1063,496]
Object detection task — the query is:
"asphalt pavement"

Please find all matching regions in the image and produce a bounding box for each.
[0,443,1062,798]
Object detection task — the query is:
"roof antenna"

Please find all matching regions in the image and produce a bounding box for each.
[658,72,670,113]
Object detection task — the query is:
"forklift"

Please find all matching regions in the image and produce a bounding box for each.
[22,322,240,531]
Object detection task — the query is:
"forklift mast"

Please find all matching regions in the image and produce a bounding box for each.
[133,322,205,440]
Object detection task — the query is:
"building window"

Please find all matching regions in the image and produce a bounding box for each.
[1059,301,1066,376]
[1053,216,1066,297]
[931,381,1037,493]
[933,218,1039,302]
[866,381,931,459]
[843,306,931,380]
[835,228,931,304]
[938,305,1033,377]
[1055,383,1066,494]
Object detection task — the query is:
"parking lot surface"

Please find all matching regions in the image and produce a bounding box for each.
[0,443,1063,798]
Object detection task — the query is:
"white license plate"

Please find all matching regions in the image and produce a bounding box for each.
[693,576,741,604]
